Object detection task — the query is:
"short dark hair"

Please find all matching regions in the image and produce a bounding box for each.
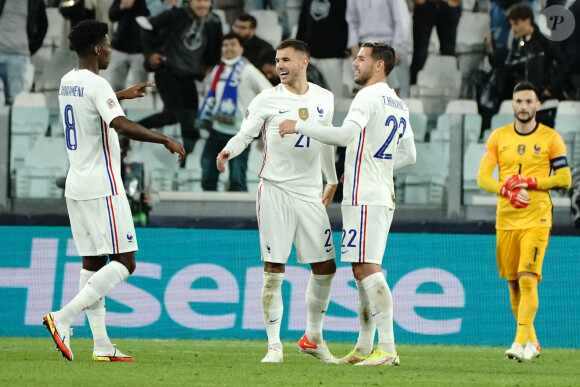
[513,81,540,99]
[222,32,242,44]
[257,47,276,67]
[68,19,108,55]
[506,3,534,22]
[237,13,257,28]
[276,39,310,59]
[360,41,396,76]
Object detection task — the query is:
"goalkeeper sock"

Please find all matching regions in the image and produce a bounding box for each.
[262,272,284,350]
[305,273,334,344]
[57,261,129,327]
[515,276,539,345]
[354,279,375,356]
[79,269,113,351]
[362,273,396,354]
[508,285,521,321]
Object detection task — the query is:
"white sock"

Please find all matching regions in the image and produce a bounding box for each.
[57,261,129,327]
[355,279,375,356]
[262,272,285,350]
[362,272,396,354]
[79,269,113,351]
[305,273,334,344]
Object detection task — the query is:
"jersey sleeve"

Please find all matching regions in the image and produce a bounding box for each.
[549,131,569,170]
[93,79,125,126]
[343,91,371,130]
[238,92,269,138]
[482,129,499,165]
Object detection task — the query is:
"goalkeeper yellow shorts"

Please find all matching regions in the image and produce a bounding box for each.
[496,228,550,282]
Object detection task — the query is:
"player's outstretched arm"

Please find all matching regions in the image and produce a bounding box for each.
[115,82,156,100]
[110,116,186,163]
[279,119,361,147]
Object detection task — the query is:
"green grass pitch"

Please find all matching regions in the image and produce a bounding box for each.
[2,338,580,386]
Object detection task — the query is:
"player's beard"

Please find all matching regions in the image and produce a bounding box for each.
[515,110,535,124]
[354,70,371,86]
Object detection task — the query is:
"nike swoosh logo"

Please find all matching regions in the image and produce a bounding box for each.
[371,312,379,317]
[269,317,280,323]
[325,247,333,252]
[279,110,290,114]
[302,342,317,348]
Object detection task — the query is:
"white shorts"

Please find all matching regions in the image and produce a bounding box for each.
[341,205,394,264]
[66,195,138,256]
[256,182,335,264]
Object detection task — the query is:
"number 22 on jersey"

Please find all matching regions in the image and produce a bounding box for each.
[373,115,406,160]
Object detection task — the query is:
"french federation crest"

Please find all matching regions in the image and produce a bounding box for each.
[299,108,309,121]
[518,144,526,155]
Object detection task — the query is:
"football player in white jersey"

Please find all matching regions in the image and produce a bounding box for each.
[43,20,185,362]
[217,39,339,364]
[279,41,417,366]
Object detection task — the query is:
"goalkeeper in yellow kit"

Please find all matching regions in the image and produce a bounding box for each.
[477,82,571,361]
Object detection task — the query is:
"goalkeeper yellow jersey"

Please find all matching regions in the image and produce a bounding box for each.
[482,123,568,230]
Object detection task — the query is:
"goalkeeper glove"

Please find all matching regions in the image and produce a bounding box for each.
[500,186,530,209]
[502,175,538,191]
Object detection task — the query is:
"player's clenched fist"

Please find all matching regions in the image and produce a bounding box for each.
[279,119,297,138]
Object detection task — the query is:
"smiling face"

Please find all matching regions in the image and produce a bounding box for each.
[221,37,243,60]
[352,47,376,86]
[275,47,308,86]
[512,89,540,124]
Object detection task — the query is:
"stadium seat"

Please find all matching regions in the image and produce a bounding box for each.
[249,10,282,47]
[12,136,69,198]
[463,142,496,204]
[415,55,462,115]
[498,99,513,114]
[36,50,77,94]
[445,99,478,114]
[409,112,428,142]
[402,98,424,114]
[455,12,489,81]
[557,100,580,115]
[490,113,514,130]
[394,142,449,204]
[434,113,482,144]
[12,92,46,107]
[213,9,230,34]
[10,106,50,170]
[333,97,353,126]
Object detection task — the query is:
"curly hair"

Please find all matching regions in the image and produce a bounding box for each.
[68,19,108,55]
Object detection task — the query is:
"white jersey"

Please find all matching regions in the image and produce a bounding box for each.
[343,82,413,208]
[235,83,335,202]
[59,69,126,200]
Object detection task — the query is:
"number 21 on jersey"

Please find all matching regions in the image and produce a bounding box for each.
[64,104,77,151]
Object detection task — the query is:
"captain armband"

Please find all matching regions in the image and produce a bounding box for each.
[550,156,569,170]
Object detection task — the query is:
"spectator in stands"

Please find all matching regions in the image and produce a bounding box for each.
[198,33,271,192]
[233,14,273,67]
[488,0,534,68]
[257,46,329,90]
[59,0,115,48]
[105,0,150,92]
[499,3,563,101]
[409,0,462,86]
[0,0,47,105]
[296,0,349,98]
[140,0,222,162]
[346,0,412,97]
[244,0,290,40]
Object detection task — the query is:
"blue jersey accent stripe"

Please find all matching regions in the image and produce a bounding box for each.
[100,119,115,195]
[105,197,117,254]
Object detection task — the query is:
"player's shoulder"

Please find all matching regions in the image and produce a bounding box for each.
[307,82,333,97]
